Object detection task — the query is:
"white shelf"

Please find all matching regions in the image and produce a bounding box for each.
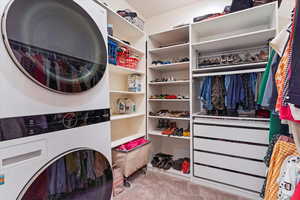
[148,99,190,102]
[109,64,145,75]
[149,62,190,71]
[149,43,189,56]
[193,62,267,74]
[148,130,190,140]
[149,80,190,85]
[108,35,144,56]
[193,68,265,78]
[192,2,277,43]
[111,133,146,148]
[193,114,270,122]
[100,3,145,38]
[111,113,145,121]
[148,165,190,179]
[149,26,189,46]
[110,90,145,95]
[192,28,276,53]
[148,116,190,121]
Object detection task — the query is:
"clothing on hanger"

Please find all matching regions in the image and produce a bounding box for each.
[264,140,299,200]
[277,156,300,199]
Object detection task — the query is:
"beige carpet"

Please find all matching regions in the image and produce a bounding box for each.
[114,171,250,200]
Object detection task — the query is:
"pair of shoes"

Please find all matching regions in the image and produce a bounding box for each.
[172,158,190,174]
[180,57,189,62]
[172,128,184,136]
[162,122,177,135]
[183,125,190,137]
[151,153,174,170]
[157,119,170,129]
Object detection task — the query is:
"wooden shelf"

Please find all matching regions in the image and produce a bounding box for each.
[111,113,145,121]
[108,35,144,56]
[109,64,145,75]
[193,62,267,74]
[193,68,265,78]
[148,99,190,102]
[148,80,190,85]
[149,43,189,56]
[110,90,145,95]
[148,130,190,140]
[149,62,190,71]
[111,133,146,148]
[148,116,190,121]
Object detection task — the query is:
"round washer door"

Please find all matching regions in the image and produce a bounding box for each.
[2,0,107,94]
[18,149,113,200]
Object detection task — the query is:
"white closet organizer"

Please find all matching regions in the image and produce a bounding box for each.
[190,2,277,199]
[99,3,147,148]
[147,26,191,178]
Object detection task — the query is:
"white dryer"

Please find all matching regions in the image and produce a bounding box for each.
[0,0,112,199]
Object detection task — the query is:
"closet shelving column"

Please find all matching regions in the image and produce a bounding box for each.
[147,26,191,178]
[100,4,147,148]
[190,2,277,199]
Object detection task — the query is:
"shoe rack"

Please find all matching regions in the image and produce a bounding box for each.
[190,2,277,199]
[147,26,191,178]
[99,3,147,148]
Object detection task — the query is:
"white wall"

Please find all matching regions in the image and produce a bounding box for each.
[145,0,232,34]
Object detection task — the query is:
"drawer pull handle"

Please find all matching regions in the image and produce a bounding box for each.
[2,150,42,167]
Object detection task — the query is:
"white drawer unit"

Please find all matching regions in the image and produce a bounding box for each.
[192,119,269,196]
[194,165,265,193]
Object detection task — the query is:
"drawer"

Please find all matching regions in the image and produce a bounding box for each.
[193,118,269,129]
[194,151,267,177]
[194,164,265,192]
[194,124,269,145]
[194,137,267,160]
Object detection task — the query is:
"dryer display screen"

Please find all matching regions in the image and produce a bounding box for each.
[3,0,107,94]
[19,150,113,200]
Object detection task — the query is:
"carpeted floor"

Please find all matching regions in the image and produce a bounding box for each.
[114,171,250,200]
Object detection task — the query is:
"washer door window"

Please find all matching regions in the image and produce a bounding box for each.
[2,0,107,94]
[19,150,113,200]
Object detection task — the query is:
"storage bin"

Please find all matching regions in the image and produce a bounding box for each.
[108,39,118,65]
[112,141,151,178]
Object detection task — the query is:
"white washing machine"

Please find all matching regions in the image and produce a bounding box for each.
[0,0,113,199]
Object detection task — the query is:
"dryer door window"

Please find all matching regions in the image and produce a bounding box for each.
[19,150,113,200]
[2,0,107,94]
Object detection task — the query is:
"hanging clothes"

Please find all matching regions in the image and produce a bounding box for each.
[292,182,300,200]
[261,53,281,109]
[258,50,275,105]
[200,77,213,111]
[277,156,300,200]
[211,76,226,111]
[269,113,290,142]
[288,0,300,106]
[264,139,299,200]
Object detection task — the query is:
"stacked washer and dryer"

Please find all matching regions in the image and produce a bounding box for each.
[0,0,113,199]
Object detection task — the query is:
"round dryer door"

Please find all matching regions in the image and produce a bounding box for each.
[2,0,107,94]
[18,150,113,200]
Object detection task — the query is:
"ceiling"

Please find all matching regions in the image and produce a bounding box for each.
[126,0,199,19]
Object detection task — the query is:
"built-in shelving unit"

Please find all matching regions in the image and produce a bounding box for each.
[190,2,277,199]
[147,26,191,179]
[98,2,147,148]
